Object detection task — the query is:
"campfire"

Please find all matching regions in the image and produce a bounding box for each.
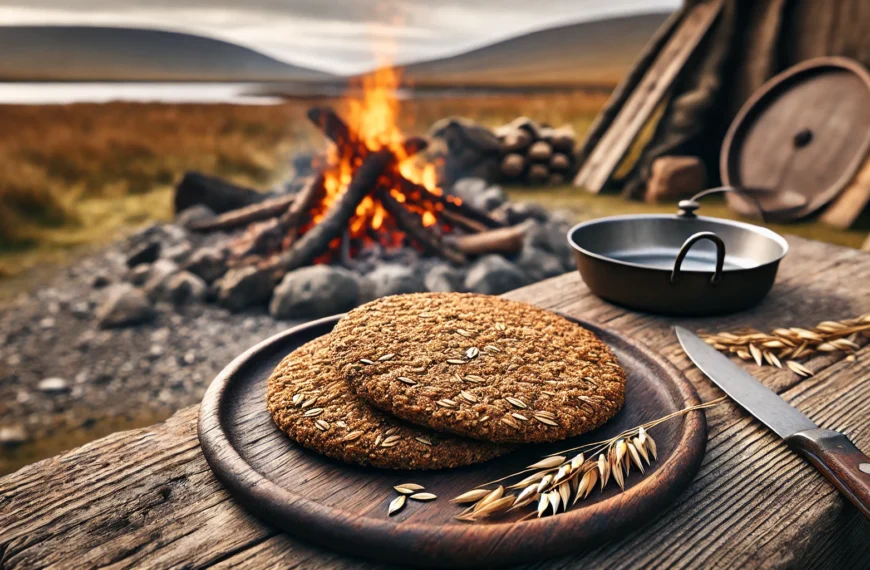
[158,64,576,318]
[188,65,525,281]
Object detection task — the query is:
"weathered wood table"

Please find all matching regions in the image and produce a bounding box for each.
[2,236,869,569]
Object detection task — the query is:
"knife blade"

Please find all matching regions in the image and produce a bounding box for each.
[676,326,870,519]
[675,326,816,438]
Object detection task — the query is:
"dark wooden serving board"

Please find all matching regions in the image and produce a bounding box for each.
[198,314,707,568]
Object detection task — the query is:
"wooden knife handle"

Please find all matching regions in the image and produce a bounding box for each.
[786,428,870,519]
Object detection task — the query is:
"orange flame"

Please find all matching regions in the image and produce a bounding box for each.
[312,60,446,254]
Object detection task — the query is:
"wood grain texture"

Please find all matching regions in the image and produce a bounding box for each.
[197,315,705,567]
[2,236,870,569]
[573,0,723,193]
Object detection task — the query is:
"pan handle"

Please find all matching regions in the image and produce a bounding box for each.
[677,186,768,223]
[670,232,725,285]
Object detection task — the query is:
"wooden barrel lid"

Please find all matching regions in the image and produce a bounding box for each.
[721,57,870,220]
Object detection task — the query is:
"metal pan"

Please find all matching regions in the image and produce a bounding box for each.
[566,188,789,316]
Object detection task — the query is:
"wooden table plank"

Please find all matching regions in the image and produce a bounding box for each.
[1,236,868,569]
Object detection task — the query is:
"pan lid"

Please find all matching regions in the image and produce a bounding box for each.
[721,57,870,220]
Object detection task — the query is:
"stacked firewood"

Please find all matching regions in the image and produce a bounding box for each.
[494,117,577,186]
[428,116,577,188]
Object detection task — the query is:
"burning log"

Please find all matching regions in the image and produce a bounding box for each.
[189,194,295,232]
[174,171,266,215]
[377,188,465,264]
[397,177,505,230]
[308,106,428,159]
[275,149,395,272]
[447,225,527,256]
[276,173,327,240]
[307,107,358,157]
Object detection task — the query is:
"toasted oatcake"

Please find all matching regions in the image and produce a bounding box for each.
[266,335,509,469]
[329,293,626,444]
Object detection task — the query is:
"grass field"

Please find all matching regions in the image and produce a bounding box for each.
[0,91,608,277]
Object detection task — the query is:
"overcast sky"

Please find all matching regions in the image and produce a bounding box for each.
[0,0,680,74]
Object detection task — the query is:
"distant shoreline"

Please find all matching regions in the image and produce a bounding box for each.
[0,81,615,105]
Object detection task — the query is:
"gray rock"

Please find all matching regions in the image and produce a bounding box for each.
[500,202,550,225]
[217,266,274,312]
[142,259,179,300]
[126,241,160,268]
[185,247,227,284]
[269,265,361,320]
[97,284,156,328]
[516,247,565,282]
[163,242,193,264]
[450,177,488,203]
[367,264,425,298]
[424,264,464,292]
[126,263,152,286]
[525,220,575,270]
[91,273,110,289]
[469,186,507,212]
[38,377,70,394]
[0,424,27,446]
[164,271,207,305]
[176,205,216,229]
[464,255,529,295]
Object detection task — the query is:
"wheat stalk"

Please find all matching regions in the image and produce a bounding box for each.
[450,397,727,522]
[701,314,869,377]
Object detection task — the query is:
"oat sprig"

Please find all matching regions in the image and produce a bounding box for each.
[701,314,869,377]
[450,397,726,523]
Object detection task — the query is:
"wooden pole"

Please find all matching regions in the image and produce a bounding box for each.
[573,0,723,193]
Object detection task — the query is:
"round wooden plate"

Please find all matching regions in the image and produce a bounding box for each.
[198,314,707,568]
[721,56,870,221]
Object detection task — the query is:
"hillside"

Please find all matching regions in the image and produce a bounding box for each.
[0,26,333,82]
[401,12,670,88]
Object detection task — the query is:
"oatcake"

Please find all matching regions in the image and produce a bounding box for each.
[266,335,508,469]
[329,293,626,444]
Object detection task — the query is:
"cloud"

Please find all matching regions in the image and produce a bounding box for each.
[0,0,679,74]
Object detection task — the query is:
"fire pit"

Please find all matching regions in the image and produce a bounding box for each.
[107,68,576,324]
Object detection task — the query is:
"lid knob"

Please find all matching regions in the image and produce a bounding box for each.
[677,199,700,218]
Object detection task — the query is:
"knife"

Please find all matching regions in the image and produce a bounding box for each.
[676,326,870,519]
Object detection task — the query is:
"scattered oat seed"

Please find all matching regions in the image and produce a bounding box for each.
[410,492,437,501]
[388,495,406,515]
